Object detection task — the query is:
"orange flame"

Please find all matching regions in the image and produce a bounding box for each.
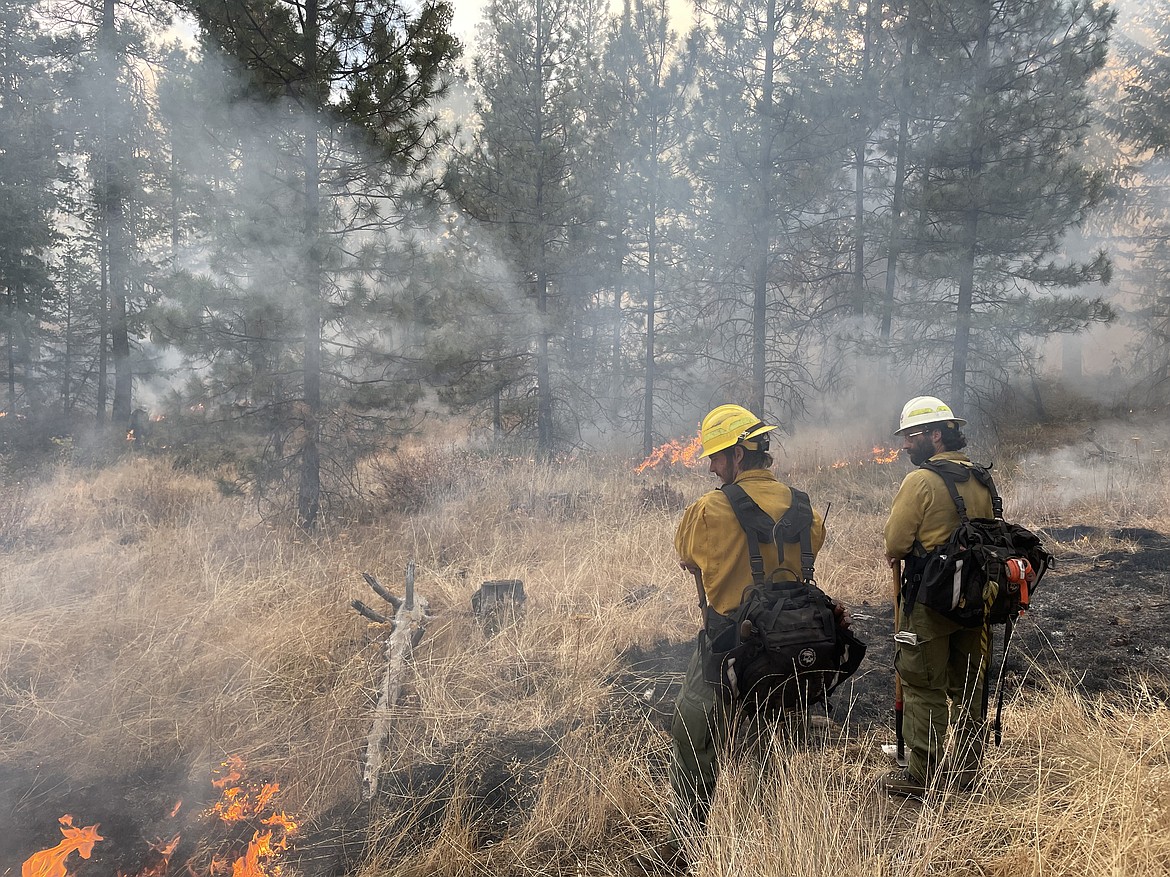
[225,832,276,877]
[829,446,901,469]
[207,758,297,877]
[118,835,180,877]
[211,755,244,790]
[21,816,104,877]
[212,783,280,823]
[635,435,703,473]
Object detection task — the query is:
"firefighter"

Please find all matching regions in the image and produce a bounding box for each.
[669,404,827,825]
[883,395,994,797]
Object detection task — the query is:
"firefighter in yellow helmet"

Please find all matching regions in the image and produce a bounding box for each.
[669,404,829,825]
[882,396,994,797]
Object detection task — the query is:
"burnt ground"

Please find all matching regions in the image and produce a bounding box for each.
[0,761,222,877]
[4,526,1168,877]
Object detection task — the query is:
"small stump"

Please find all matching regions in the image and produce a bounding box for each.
[472,579,526,634]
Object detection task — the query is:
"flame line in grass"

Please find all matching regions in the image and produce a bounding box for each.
[20,758,297,877]
[635,435,703,473]
[21,816,104,877]
[829,446,901,469]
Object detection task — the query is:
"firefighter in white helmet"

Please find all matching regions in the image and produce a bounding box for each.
[882,395,994,797]
[668,404,830,826]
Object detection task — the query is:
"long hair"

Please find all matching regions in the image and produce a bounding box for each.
[938,423,968,451]
[739,446,774,470]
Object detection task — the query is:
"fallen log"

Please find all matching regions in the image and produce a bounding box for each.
[354,561,429,800]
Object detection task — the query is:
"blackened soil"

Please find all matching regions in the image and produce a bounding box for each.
[0,731,571,877]
[0,760,216,877]
[1010,525,1170,697]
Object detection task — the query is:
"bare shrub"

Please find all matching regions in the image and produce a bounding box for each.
[364,448,463,516]
[637,481,686,512]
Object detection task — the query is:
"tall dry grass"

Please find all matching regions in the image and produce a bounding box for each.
[0,420,1167,875]
[690,683,1170,876]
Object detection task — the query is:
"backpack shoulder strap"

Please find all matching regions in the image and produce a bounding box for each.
[968,464,1004,519]
[720,483,774,587]
[774,486,816,584]
[920,459,1004,521]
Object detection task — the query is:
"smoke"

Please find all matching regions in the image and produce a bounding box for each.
[1012,417,1170,517]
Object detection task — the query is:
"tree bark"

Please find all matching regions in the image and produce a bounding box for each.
[949,0,991,413]
[297,0,323,529]
[750,0,777,417]
[881,2,912,351]
[533,0,554,456]
[102,0,132,428]
[643,196,658,457]
[852,0,876,317]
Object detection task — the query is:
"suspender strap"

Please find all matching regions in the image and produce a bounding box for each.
[720,482,816,586]
[720,482,772,587]
[776,487,816,583]
[920,459,1003,522]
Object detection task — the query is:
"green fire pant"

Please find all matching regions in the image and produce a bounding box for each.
[669,635,815,824]
[895,601,989,786]
[669,638,728,824]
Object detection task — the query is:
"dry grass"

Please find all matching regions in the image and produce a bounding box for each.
[1,420,1168,876]
[693,684,1170,876]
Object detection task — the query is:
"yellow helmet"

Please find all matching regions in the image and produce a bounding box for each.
[895,395,966,435]
[698,404,777,458]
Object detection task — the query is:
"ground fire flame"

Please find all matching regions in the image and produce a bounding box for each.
[18,759,296,877]
[21,816,103,877]
[208,756,297,877]
[830,446,901,469]
[635,435,703,473]
[636,436,901,473]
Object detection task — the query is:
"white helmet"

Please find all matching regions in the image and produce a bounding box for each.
[895,395,966,435]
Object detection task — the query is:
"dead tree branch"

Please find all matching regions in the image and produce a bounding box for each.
[351,600,390,624]
[354,561,429,801]
[362,571,403,610]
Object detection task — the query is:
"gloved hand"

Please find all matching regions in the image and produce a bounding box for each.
[832,601,853,630]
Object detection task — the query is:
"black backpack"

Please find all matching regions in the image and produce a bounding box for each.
[903,461,1054,628]
[700,483,866,710]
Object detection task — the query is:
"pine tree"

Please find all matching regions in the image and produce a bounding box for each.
[602,0,692,454]
[450,0,609,455]
[0,0,66,415]
[1111,1,1170,403]
[47,0,174,431]
[178,0,458,527]
[894,0,1114,412]
[685,0,853,422]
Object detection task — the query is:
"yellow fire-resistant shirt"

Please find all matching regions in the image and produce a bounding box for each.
[675,468,826,615]
[884,451,995,560]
